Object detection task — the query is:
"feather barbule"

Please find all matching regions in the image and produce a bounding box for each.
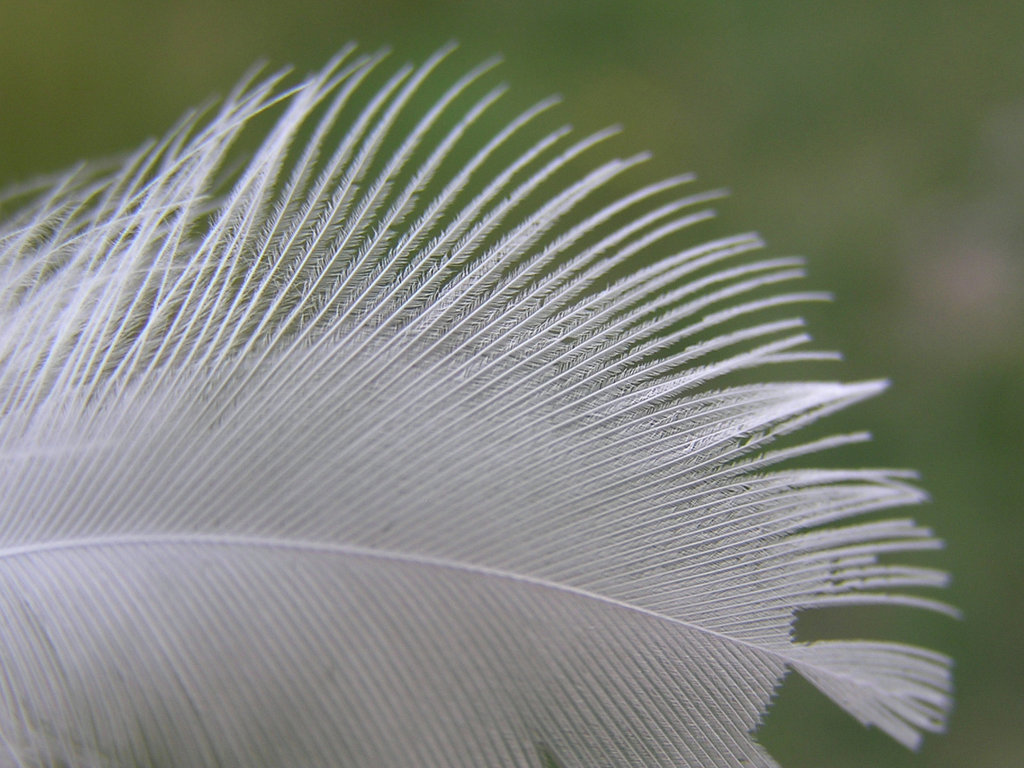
[0,45,952,767]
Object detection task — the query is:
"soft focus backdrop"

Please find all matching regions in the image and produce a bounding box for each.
[1,2,1021,766]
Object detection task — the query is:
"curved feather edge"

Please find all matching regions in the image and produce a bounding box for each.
[0,46,953,767]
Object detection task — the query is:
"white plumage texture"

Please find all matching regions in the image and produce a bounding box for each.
[0,46,952,767]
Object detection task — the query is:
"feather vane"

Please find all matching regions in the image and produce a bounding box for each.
[0,45,952,767]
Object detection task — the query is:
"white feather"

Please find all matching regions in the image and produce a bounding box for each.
[0,45,952,767]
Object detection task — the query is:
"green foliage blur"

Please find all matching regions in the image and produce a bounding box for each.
[1,1,1021,766]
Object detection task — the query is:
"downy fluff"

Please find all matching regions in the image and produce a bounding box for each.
[0,46,953,767]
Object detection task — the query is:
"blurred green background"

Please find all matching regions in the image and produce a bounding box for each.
[1,1,1020,766]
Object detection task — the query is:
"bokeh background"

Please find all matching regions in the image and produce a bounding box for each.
[1,1,1020,766]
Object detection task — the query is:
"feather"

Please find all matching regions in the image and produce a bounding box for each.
[0,45,953,767]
